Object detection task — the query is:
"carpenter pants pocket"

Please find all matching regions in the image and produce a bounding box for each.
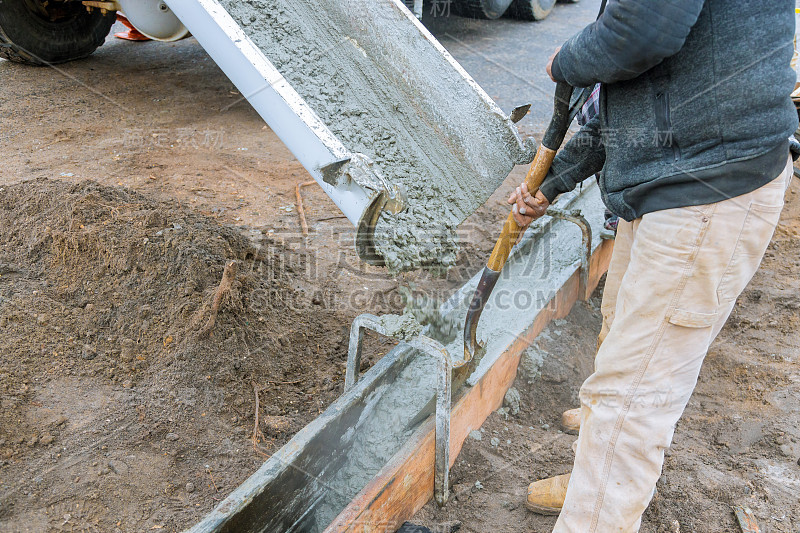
[667,308,717,328]
[716,202,783,304]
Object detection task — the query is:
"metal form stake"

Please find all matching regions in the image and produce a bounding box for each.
[345,314,387,391]
[545,207,592,300]
[345,313,468,506]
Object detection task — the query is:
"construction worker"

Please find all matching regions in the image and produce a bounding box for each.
[507,1,798,531]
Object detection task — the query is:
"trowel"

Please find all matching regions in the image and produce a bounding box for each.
[463,81,589,360]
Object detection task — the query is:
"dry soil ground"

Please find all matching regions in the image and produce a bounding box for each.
[1,14,799,533]
[0,28,516,533]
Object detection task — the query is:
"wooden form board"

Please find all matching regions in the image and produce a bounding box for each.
[326,238,614,532]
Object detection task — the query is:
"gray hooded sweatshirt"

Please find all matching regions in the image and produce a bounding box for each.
[539,0,798,221]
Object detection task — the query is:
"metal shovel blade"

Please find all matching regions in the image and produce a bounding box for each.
[463,266,501,360]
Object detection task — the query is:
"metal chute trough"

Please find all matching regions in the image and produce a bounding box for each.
[166,0,535,267]
[138,0,615,531]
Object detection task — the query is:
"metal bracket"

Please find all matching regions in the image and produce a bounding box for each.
[345,313,467,506]
[82,0,117,13]
[545,207,592,301]
[355,186,406,266]
[509,104,531,124]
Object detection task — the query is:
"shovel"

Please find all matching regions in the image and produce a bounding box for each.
[463,82,589,360]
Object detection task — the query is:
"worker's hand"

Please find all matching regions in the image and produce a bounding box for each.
[508,183,549,227]
[546,46,561,83]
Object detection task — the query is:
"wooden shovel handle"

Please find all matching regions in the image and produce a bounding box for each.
[486,146,556,272]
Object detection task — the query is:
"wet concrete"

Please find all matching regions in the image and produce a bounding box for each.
[219,0,533,272]
[311,182,606,529]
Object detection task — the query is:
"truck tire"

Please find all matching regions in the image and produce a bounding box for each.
[0,0,115,65]
[510,0,557,20]
[455,0,514,20]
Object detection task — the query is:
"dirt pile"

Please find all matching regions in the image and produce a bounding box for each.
[0,179,354,531]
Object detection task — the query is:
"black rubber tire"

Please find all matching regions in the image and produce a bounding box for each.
[0,0,115,65]
[510,0,557,20]
[454,0,514,20]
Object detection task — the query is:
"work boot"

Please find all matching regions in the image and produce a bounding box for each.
[561,408,581,433]
[526,473,570,515]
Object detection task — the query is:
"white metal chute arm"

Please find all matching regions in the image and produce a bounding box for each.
[162,0,379,226]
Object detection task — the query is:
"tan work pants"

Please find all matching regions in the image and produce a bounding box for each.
[555,157,793,532]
